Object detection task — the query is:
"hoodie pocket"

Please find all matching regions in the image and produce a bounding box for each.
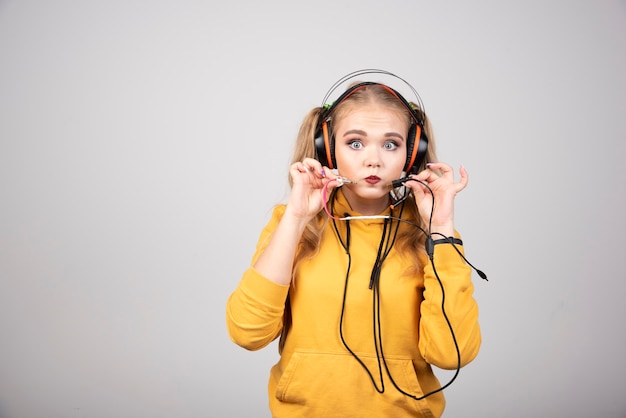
[274,350,434,416]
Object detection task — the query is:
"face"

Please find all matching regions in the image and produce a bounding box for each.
[333,103,409,215]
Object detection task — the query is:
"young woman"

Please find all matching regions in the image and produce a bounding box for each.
[226,70,482,417]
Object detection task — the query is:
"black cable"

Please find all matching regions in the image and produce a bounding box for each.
[326,182,487,401]
[377,239,462,400]
[331,192,386,392]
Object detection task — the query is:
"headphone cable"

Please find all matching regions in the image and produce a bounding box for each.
[327,180,486,400]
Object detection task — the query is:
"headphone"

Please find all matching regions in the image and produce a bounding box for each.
[314,70,429,174]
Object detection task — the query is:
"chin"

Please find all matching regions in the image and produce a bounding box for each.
[354,187,389,200]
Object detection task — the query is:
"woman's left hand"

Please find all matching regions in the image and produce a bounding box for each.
[404,162,468,236]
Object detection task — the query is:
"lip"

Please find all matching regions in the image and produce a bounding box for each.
[364,176,381,184]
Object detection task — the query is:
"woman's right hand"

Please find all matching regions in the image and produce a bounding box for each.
[286,157,341,220]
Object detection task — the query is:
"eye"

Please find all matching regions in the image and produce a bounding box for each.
[348,140,363,150]
[384,140,399,150]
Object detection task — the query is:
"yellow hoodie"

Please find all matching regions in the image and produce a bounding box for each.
[226,191,481,417]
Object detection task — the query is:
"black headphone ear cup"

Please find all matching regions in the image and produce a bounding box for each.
[314,120,335,169]
[404,124,429,173]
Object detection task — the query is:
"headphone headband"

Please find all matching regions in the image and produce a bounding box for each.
[320,69,426,115]
[320,81,424,127]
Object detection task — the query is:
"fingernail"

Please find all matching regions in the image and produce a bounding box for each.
[321,169,326,177]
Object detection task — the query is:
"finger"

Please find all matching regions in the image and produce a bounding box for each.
[427,162,452,177]
[292,161,312,174]
[302,158,326,177]
[414,168,439,184]
[455,164,469,192]
[439,164,453,178]
[290,163,319,189]
[404,174,429,194]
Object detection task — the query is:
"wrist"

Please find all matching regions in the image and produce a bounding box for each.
[429,224,454,238]
[283,205,314,230]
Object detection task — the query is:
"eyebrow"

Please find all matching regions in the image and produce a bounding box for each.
[342,129,405,140]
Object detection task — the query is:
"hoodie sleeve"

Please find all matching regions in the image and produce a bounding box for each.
[418,236,482,369]
[225,205,290,351]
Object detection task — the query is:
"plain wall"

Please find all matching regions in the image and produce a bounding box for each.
[1,0,625,417]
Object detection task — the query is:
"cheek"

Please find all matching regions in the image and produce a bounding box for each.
[379,146,408,171]
[392,150,408,170]
[334,148,368,178]
[333,148,354,172]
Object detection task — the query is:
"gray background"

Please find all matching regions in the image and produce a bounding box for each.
[1,0,625,417]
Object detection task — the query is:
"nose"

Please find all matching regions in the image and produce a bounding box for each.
[365,147,382,167]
